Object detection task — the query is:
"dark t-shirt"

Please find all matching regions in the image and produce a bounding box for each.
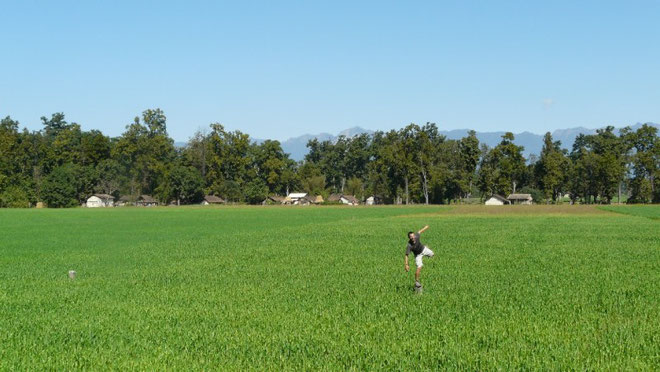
[406,233,424,256]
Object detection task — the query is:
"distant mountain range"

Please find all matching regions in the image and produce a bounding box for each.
[275,123,659,161]
[176,123,659,161]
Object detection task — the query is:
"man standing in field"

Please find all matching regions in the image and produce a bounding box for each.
[404,225,434,287]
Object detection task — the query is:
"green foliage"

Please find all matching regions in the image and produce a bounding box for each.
[244,178,269,204]
[478,133,526,197]
[345,177,364,200]
[535,132,570,202]
[518,186,544,203]
[0,206,658,369]
[165,166,204,205]
[41,164,79,207]
[302,175,327,196]
[0,185,30,208]
[1,109,660,208]
[218,180,242,202]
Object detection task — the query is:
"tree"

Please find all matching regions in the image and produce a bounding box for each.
[535,132,569,202]
[95,159,124,196]
[458,130,480,198]
[253,140,290,194]
[205,123,252,197]
[0,117,21,193]
[302,175,327,196]
[345,177,364,200]
[413,123,443,205]
[113,109,175,197]
[185,129,210,185]
[0,186,30,208]
[42,164,79,208]
[478,133,526,197]
[624,124,658,203]
[166,166,204,205]
[41,112,69,138]
[244,178,269,204]
[382,127,417,204]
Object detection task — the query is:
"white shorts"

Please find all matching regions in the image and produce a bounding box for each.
[414,246,434,268]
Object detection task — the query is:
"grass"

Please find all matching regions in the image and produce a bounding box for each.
[1,205,658,370]
[599,204,660,220]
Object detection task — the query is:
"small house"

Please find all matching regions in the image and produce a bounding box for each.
[285,192,308,205]
[328,194,359,205]
[340,195,359,206]
[507,193,533,205]
[116,195,133,207]
[297,195,323,205]
[86,194,115,208]
[202,195,225,205]
[262,195,285,205]
[366,196,382,205]
[485,194,510,206]
[136,195,158,207]
[327,194,342,202]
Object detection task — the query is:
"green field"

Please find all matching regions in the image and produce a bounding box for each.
[1,205,658,370]
[599,205,660,220]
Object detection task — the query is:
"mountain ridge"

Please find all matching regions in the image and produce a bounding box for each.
[277,123,659,161]
[177,123,659,161]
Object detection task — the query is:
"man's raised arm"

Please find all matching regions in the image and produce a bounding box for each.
[418,225,429,234]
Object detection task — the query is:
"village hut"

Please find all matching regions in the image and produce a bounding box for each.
[285,192,308,205]
[298,195,318,206]
[262,195,285,205]
[86,194,115,208]
[136,195,158,207]
[327,193,342,202]
[115,195,133,207]
[340,195,359,206]
[328,194,359,205]
[202,195,225,205]
[507,193,533,205]
[485,194,510,206]
[365,195,382,205]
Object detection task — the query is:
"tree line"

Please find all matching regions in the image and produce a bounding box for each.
[0,109,658,207]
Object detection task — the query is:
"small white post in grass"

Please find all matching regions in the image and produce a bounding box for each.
[68,270,76,280]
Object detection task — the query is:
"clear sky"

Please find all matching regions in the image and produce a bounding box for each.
[1,1,659,142]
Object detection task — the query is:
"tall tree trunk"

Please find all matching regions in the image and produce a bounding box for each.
[512,180,517,194]
[651,174,655,193]
[618,182,622,204]
[404,176,409,205]
[421,170,429,205]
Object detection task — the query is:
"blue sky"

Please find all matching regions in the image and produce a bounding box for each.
[1,1,659,142]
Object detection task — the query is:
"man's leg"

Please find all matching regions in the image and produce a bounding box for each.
[422,246,434,258]
[414,254,423,282]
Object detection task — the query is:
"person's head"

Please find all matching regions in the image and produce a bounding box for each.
[408,231,414,241]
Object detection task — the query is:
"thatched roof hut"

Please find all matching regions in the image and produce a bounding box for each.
[262,195,285,205]
[137,195,158,207]
[507,193,533,205]
[203,195,225,204]
[485,194,510,205]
